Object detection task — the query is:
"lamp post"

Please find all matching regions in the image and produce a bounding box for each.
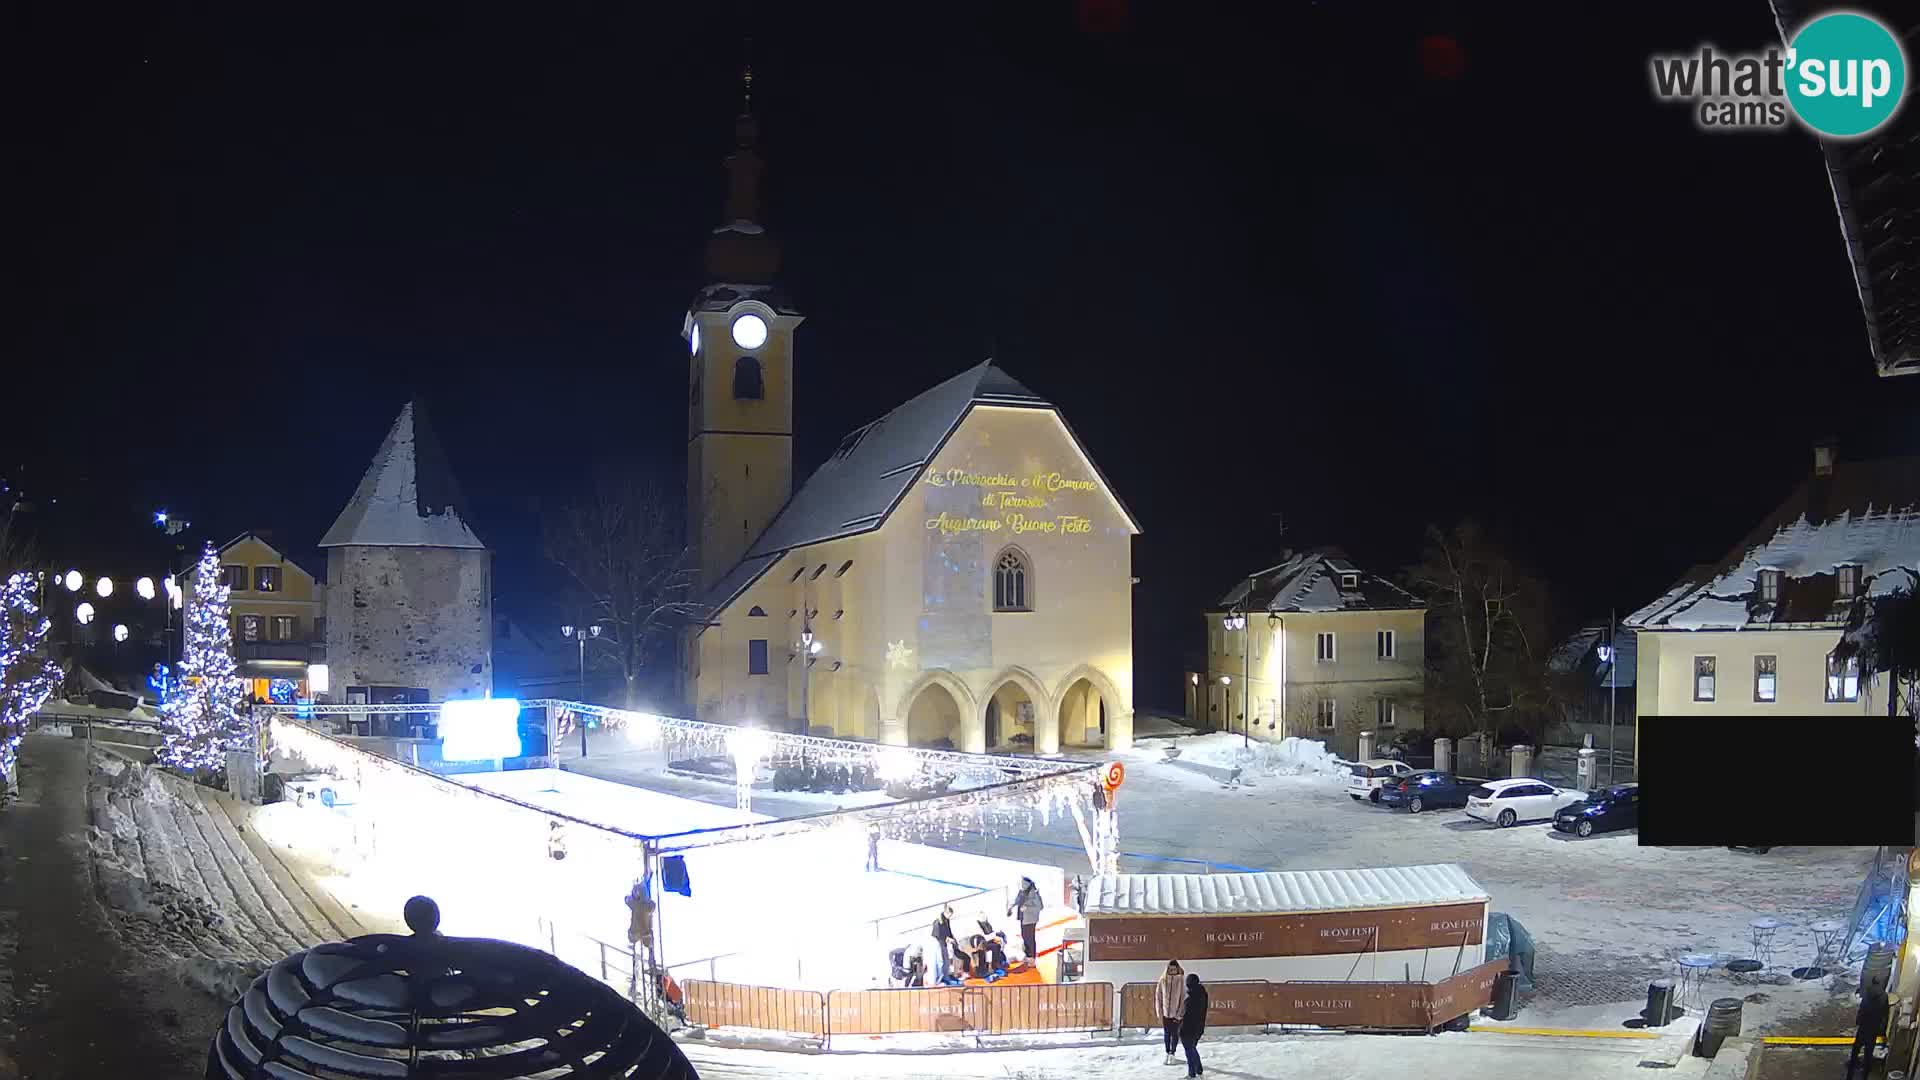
[561,623,602,756]
[1599,611,1617,785]
[1222,602,1251,748]
[798,609,821,735]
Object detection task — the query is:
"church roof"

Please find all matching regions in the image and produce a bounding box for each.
[319,401,487,550]
[703,360,1131,611]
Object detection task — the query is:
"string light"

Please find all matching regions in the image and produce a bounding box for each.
[1,572,61,781]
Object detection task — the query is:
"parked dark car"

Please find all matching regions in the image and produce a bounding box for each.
[1551,783,1639,837]
[1377,770,1477,813]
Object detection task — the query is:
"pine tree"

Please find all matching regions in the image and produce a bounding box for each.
[158,543,248,774]
[0,571,62,785]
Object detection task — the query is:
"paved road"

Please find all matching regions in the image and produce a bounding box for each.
[0,733,225,1078]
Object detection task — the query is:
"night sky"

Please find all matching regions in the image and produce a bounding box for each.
[13,1,1920,710]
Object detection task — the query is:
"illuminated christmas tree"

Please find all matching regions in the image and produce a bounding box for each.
[0,571,61,784]
[158,543,248,773]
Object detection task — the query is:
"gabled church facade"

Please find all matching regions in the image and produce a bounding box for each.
[680,82,1140,752]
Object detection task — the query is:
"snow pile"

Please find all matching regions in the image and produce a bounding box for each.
[1146,733,1346,779]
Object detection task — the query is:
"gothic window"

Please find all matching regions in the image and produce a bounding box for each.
[993,548,1032,612]
[733,355,763,400]
[690,372,701,411]
[747,606,767,617]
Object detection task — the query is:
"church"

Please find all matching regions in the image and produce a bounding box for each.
[682,84,1140,753]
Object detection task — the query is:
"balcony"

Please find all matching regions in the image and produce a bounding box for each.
[235,640,323,664]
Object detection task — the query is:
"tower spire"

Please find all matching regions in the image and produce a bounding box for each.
[706,43,779,283]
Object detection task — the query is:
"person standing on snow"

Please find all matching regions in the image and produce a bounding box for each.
[1848,979,1889,1078]
[1153,960,1187,1065]
[1009,877,1043,964]
[1179,972,1209,1078]
[865,826,881,872]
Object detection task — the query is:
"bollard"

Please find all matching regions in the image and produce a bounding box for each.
[1694,997,1743,1058]
[1644,979,1677,1027]
[1509,743,1534,779]
[1357,730,1375,761]
[1434,737,1452,774]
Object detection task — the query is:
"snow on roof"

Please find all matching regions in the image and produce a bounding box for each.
[703,361,1141,612]
[1085,864,1487,918]
[711,220,765,235]
[1627,457,1920,630]
[1217,550,1422,614]
[1549,626,1637,688]
[319,402,486,550]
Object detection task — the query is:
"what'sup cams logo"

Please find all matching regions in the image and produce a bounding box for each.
[1650,10,1908,138]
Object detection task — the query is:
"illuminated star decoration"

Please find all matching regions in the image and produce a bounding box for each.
[886,640,915,670]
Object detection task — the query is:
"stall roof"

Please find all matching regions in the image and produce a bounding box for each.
[1086,864,1488,917]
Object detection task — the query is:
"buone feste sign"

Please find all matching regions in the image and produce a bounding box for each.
[1086,903,1486,962]
[922,467,1099,538]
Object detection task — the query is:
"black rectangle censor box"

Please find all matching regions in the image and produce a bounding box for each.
[1638,715,1915,847]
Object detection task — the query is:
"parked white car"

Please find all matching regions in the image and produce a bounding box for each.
[1464,778,1585,828]
[1346,759,1416,803]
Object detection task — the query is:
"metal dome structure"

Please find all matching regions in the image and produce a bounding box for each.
[208,895,697,1079]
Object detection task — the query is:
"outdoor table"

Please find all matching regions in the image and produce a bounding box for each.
[1794,918,1847,980]
[1728,916,1782,975]
[1677,953,1715,1012]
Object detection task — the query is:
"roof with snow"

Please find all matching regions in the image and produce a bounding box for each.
[1771,0,1920,377]
[213,531,322,582]
[1549,626,1636,689]
[1214,550,1423,614]
[703,360,1141,611]
[319,402,487,550]
[1627,456,1920,630]
[692,281,800,315]
[1085,864,1487,917]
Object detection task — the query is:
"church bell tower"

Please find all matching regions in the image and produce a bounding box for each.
[685,63,803,592]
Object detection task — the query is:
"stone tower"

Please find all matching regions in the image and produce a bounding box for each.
[320,401,492,705]
[685,67,805,591]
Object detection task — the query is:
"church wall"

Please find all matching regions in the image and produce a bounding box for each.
[693,404,1135,750]
[325,546,492,702]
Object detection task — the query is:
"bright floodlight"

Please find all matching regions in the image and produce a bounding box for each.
[154,510,168,525]
[76,601,95,624]
[809,639,823,655]
[727,726,770,766]
[113,623,128,642]
[440,698,523,762]
[64,570,82,592]
[96,576,113,598]
[561,624,574,638]
[136,576,156,600]
[875,747,916,782]
[308,663,330,694]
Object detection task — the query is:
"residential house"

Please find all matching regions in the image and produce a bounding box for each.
[1625,446,1920,719]
[185,531,327,704]
[1190,550,1426,758]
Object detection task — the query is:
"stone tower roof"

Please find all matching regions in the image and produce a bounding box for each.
[319,401,486,550]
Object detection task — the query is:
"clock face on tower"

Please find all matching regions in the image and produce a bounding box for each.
[731,313,768,350]
[689,323,701,356]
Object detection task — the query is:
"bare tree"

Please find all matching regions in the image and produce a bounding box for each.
[1402,521,1558,740]
[1834,572,1920,728]
[543,468,707,707]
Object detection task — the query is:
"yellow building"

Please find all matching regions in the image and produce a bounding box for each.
[680,98,1141,752]
[187,532,327,704]
[1189,551,1426,759]
[1626,448,1918,719]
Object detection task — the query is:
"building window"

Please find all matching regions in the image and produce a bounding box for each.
[747,606,767,617]
[1374,698,1396,727]
[835,560,853,577]
[810,564,827,581]
[1693,656,1716,701]
[748,639,769,676]
[1208,620,1222,656]
[255,566,281,592]
[1340,572,1359,589]
[1836,564,1859,600]
[690,372,701,412]
[223,564,248,591]
[1316,698,1337,730]
[790,565,806,583]
[1826,652,1860,702]
[272,616,297,641]
[237,615,264,643]
[1754,655,1777,702]
[1316,631,1336,663]
[1376,629,1396,660]
[993,548,1031,611]
[1758,570,1781,603]
[733,355,764,400]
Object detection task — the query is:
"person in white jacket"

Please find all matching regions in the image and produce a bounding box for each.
[1153,960,1187,1065]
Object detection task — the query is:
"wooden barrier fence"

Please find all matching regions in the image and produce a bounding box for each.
[687,961,1503,1042]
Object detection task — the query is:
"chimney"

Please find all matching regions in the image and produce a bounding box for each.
[1813,440,1837,477]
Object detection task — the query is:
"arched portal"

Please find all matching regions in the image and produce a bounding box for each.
[1057,676,1114,750]
[982,668,1051,753]
[906,682,965,749]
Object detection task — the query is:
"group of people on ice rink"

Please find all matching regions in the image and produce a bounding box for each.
[889,878,1047,987]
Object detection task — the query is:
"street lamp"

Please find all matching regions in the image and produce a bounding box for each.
[561,623,602,756]
[798,610,822,735]
[1222,605,1252,747]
